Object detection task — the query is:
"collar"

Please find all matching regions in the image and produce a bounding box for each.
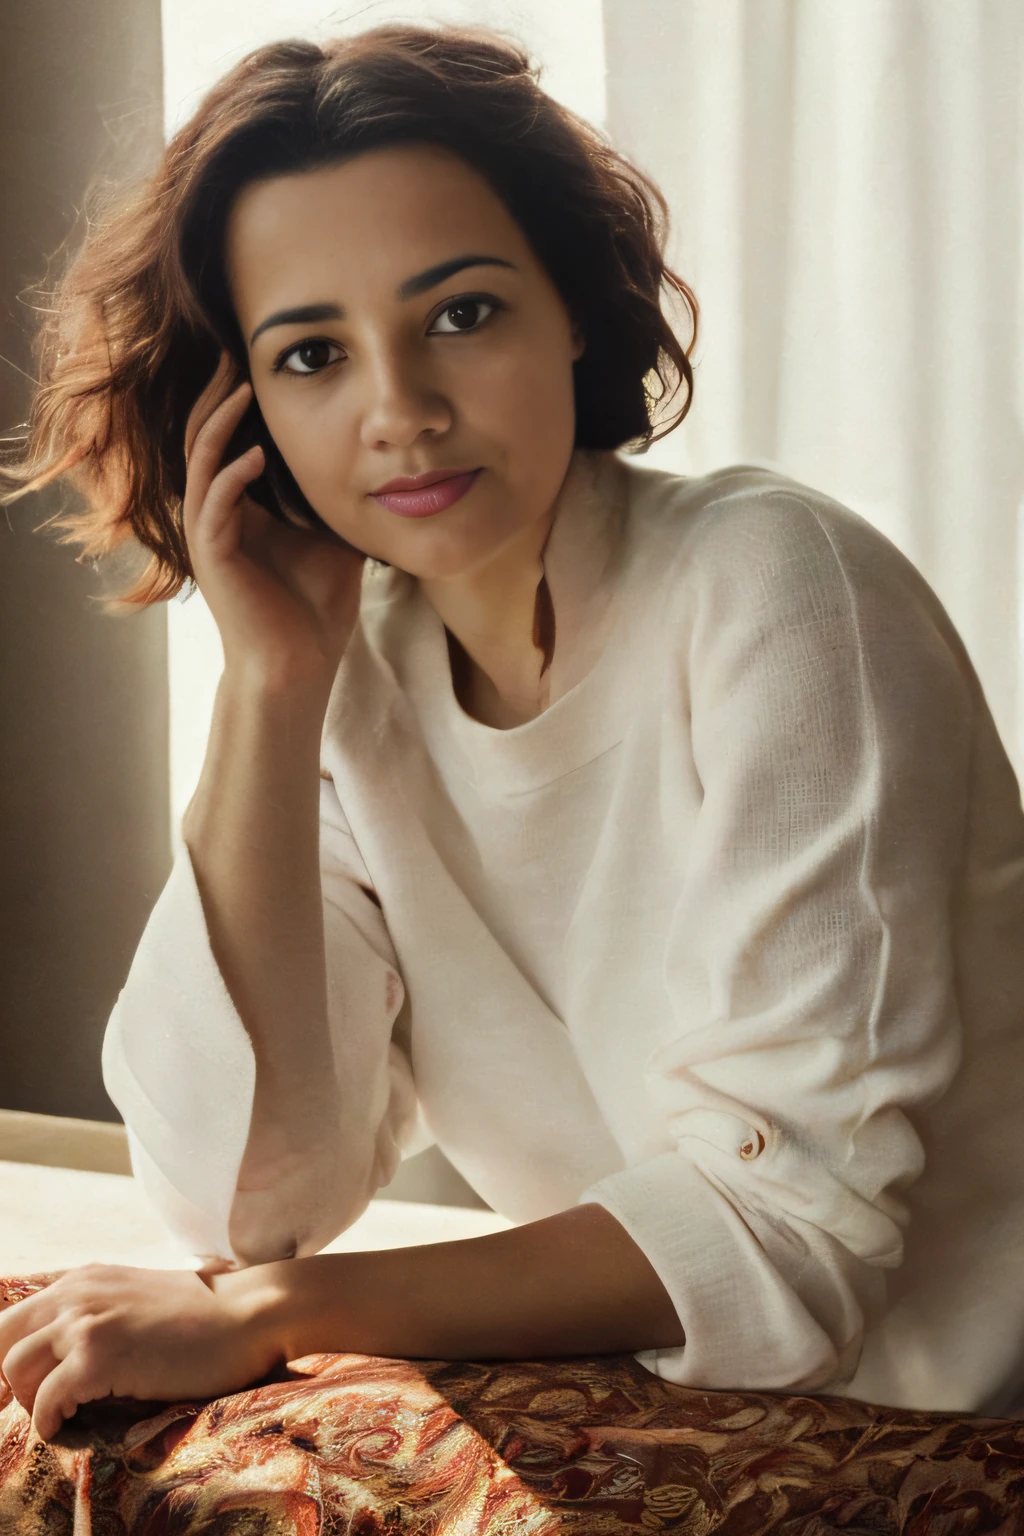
[539,447,632,704]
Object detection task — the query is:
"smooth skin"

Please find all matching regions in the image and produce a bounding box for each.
[227,142,587,724]
[0,144,685,1442]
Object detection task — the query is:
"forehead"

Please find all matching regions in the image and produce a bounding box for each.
[224,144,529,310]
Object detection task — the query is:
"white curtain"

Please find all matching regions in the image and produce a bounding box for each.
[164,0,1024,839]
[605,0,1024,772]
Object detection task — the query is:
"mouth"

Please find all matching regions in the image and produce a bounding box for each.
[372,466,479,493]
[370,467,483,519]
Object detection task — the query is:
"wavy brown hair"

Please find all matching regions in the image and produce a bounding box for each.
[0,23,699,616]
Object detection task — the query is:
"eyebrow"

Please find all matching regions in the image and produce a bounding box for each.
[248,254,517,347]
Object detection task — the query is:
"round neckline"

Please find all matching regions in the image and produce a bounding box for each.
[443,618,554,731]
[405,476,661,795]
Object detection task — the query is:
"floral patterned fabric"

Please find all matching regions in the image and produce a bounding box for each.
[2,1273,1023,1534]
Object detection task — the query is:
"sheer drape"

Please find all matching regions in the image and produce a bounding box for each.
[604,0,1024,772]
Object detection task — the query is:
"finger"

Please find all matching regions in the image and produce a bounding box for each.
[184,375,253,485]
[192,444,266,559]
[31,1350,110,1442]
[1,1325,62,1413]
[181,383,258,536]
[0,1287,59,1363]
[183,349,243,464]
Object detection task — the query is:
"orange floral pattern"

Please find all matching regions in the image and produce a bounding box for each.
[2,1272,1023,1533]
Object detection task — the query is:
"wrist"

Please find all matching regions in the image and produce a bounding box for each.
[209,1262,298,1367]
[222,652,338,706]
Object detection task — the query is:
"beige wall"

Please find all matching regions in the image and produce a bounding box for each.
[0,0,170,1120]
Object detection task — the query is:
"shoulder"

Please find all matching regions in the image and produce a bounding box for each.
[626,459,894,586]
[623,459,941,640]
[622,462,979,728]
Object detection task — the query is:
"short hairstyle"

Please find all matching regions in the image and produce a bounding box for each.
[1,23,699,613]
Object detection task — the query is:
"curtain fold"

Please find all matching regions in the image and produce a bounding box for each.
[604,0,1024,772]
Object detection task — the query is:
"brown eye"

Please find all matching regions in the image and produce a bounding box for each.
[429,297,497,334]
[278,339,342,375]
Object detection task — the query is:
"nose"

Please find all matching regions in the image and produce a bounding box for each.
[358,347,452,450]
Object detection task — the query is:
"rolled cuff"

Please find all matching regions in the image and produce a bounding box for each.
[578,1149,853,1393]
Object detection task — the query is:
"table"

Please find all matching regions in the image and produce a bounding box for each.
[0,1158,512,1275]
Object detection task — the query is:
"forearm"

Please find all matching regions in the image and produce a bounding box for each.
[181,669,337,1181]
[217,1202,686,1362]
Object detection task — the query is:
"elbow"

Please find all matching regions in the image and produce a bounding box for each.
[782,1326,864,1395]
[226,1105,411,1266]
[227,1207,335,1268]
[739,1306,860,1396]
[226,1194,302,1267]
[764,1250,875,1394]
[768,1261,874,1395]
[226,1158,378,1267]
[287,1185,374,1260]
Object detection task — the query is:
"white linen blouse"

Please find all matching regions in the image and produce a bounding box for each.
[103,448,1024,1415]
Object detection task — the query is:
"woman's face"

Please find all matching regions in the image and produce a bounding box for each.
[224,142,585,580]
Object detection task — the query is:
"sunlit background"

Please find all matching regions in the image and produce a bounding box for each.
[1,0,1021,1191]
[165,0,1024,857]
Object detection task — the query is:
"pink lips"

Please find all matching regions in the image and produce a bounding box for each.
[371,468,482,517]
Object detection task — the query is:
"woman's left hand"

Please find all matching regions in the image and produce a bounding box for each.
[0,1263,281,1440]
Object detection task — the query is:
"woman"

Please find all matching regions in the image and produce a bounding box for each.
[2,24,1024,1443]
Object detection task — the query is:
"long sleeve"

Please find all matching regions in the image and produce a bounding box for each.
[578,489,975,1393]
[102,773,430,1265]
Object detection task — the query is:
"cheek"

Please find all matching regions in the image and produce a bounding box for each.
[262,398,350,497]
[467,334,577,435]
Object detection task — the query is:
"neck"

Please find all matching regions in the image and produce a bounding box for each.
[418,496,558,725]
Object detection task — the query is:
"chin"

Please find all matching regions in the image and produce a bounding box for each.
[388,516,533,582]
[390,542,500,583]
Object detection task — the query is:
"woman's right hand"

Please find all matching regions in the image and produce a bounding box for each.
[182,351,368,693]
